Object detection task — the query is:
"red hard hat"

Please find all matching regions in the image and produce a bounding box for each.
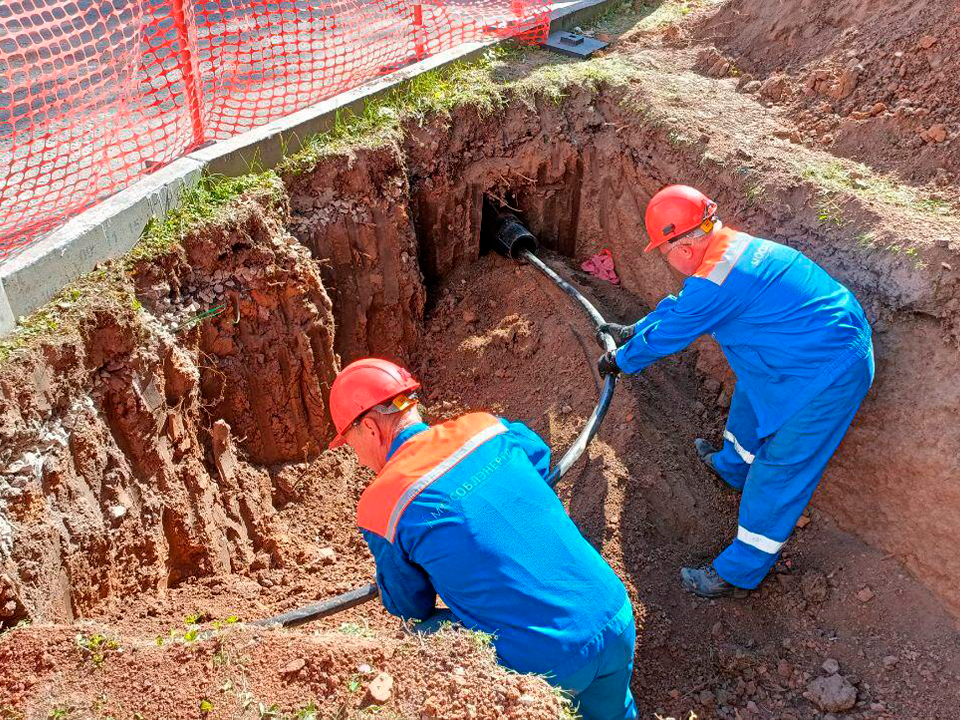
[644,185,718,252]
[328,358,421,449]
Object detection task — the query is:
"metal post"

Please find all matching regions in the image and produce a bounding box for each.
[169,0,205,147]
[413,3,426,60]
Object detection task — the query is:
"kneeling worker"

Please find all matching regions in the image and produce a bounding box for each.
[328,358,637,720]
[598,185,874,598]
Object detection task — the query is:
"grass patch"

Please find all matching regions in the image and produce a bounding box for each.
[630,0,724,30]
[338,621,377,638]
[512,55,640,106]
[796,159,952,219]
[134,172,283,264]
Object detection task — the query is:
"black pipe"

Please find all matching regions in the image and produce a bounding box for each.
[255,217,617,628]
[253,583,378,628]
[518,248,617,486]
[490,212,538,259]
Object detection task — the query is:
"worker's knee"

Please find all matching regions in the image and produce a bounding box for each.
[710,448,749,490]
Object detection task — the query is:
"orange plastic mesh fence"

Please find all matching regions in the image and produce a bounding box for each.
[0,0,550,259]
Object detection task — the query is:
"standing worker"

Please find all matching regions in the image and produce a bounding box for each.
[597,185,874,598]
[328,358,638,720]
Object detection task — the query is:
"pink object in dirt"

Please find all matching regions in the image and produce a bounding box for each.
[581,249,620,284]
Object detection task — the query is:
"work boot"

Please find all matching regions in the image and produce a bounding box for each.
[694,438,722,478]
[680,565,745,598]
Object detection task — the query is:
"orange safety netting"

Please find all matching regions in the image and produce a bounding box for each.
[0,0,550,259]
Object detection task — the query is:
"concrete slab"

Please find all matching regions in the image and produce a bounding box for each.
[0,279,13,335]
[0,157,204,320]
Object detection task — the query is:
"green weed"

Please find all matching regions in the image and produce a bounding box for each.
[338,621,376,638]
[815,197,845,228]
[75,633,121,667]
[134,172,283,263]
[290,703,319,720]
[745,182,765,206]
[258,703,281,719]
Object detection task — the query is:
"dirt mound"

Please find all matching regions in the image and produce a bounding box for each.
[692,0,960,187]
[0,191,341,625]
[0,622,564,719]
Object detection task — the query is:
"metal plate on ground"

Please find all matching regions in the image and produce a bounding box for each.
[541,31,608,58]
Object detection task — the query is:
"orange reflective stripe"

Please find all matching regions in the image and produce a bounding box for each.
[356,413,506,541]
[694,228,753,286]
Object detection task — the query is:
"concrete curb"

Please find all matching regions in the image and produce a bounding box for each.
[1,158,204,325]
[0,279,13,334]
[0,0,614,336]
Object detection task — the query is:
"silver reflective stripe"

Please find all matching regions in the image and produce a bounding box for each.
[737,525,784,554]
[705,232,752,286]
[385,422,507,542]
[723,430,755,464]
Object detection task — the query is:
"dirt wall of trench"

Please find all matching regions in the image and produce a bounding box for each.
[0,192,341,624]
[2,72,960,628]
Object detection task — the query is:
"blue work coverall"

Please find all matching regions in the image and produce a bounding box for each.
[357,412,637,720]
[616,228,874,588]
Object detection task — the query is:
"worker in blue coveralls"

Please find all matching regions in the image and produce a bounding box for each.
[327,358,638,720]
[597,185,874,598]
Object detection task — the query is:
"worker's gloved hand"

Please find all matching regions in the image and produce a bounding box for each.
[596,322,635,347]
[597,350,621,377]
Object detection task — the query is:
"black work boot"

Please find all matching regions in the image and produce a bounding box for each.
[680,565,745,598]
[695,438,722,478]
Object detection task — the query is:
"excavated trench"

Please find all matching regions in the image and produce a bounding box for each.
[2,75,960,716]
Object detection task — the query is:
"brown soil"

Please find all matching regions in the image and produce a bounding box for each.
[0,623,564,720]
[690,0,960,190]
[3,3,960,718]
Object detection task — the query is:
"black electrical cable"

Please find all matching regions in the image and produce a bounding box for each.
[519,249,617,487]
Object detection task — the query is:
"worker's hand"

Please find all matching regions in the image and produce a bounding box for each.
[597,350,621,377]
[597,322,635,347]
